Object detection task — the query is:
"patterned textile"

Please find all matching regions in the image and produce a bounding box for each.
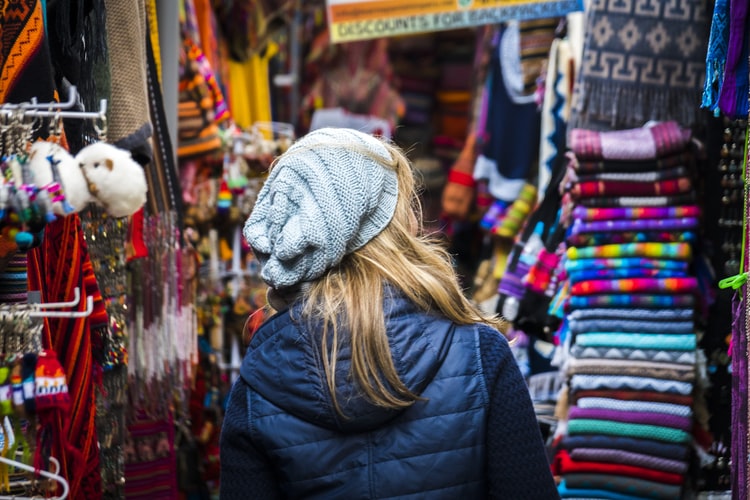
[570,277,698,295]
[570,448,688,473]
[568,406,692,431]
[572,205,700,221]
[572,151,693,174]
[569,0,709,130]
[577,192,697,207]
[575,333,696,351]
[568,122,691,161]
[576,397,692,418]
[567,268,686,284]
[27,215,105,498]
[124,411,178,499]
[571,217,699,234]
[559,435,690,460]
[701,0,729,112]
[563,473,683,499]
[568,318,694,334]
[569,374,693,395]
[568,308,694,321]
[567,293,695,310]
[567,231,695,248]
[569,346,696,365]
[570,389,693,407]
[554,450,685,483]
[570,177,693,199]
[574,165,691,183]
[566,419,690,443]
[565,257,688,272]
[566,242,692,260]
[567,362,695,383]
[716,0,749,118]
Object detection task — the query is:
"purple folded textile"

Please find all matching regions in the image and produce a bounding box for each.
[559,435,690,460]
[568,406,692,431]
[570,448,688,474]
[571,217,699,234]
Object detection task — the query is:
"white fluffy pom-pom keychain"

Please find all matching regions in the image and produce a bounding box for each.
[75,142,148,218]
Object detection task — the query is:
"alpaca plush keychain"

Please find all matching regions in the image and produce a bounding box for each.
[27,141,92,215]
[75,142,148,218]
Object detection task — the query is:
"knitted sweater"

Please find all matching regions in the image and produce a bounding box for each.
[220,293,558,499]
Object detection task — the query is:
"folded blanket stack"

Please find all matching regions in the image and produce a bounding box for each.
[553,122,700,499]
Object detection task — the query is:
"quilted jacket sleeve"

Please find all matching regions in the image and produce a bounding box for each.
[479,325,560,499]
[220,378,283,500]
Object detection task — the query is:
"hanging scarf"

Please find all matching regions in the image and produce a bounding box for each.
[701,0,729,113]
[717,0,750,118]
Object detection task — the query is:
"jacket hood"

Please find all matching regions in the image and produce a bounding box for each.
[240,289,456,433]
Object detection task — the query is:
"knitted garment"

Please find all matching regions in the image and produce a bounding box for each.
[243,128,398,289]
[570,448,687,474]
[570,217,699,234]
[576,398,692,418]
[570,177,693,199]
[574,333,696,351]
[568,406,692,432]
[566,419,690,443]
[570,277,698,295]
[557,479,652,500]
[577,192,697,207]
[569,374,693,395]
[567,293,695,310]
[568,308,694,321]
[572,151,694,174]
[567,267,686,284]
[567,358,695,379]
[566,242,692,260]
[567,318,694,334]
[568,122,691,161]
[558,435,690,460]
[554,450,684,484]
[572,205,701,221]
[563,473,683,499]
[570,389,693,407]
[569,346,696,365]
[565,257,689,272]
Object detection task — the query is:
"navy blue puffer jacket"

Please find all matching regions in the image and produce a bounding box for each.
[220,291,558,499]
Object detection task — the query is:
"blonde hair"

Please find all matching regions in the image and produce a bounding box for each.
[296,139,507,416]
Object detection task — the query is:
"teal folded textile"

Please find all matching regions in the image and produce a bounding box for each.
[569,318,694,334]
[565,257,689,272]
[567,293,695,310]
[569,308,694,321]
[558,479,649,500]
[567,419,690,443]
[575,333,696,351]
[567,267,687,284]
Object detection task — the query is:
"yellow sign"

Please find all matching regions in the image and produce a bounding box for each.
[327,0,583,43]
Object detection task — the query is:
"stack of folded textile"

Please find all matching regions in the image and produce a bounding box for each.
[553,122,700,499]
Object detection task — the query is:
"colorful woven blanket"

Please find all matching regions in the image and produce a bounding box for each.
[566,242,692,260]
[578,192,697,207]
[568,407,692,432]
[571,177,693,199]
[570,277,698,296]
[574,333,696,351]
[569,123,692,161]
[565,258,689,272]
[573,151,694,175]
[559,435,690,460]
[567,361,695,383]
[567,293,695,310]
[566,419,690,443]
[571,217,699,234]
[570,448,687,474]
[574,166,691,183]
[567,268,686,284]
[572,205,701,221]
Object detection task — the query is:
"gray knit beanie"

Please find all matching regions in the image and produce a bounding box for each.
[243,128,399,289]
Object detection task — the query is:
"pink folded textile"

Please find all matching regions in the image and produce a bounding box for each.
[570,277,698,296]
[569,122,692,161]
[572,205,701,221]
